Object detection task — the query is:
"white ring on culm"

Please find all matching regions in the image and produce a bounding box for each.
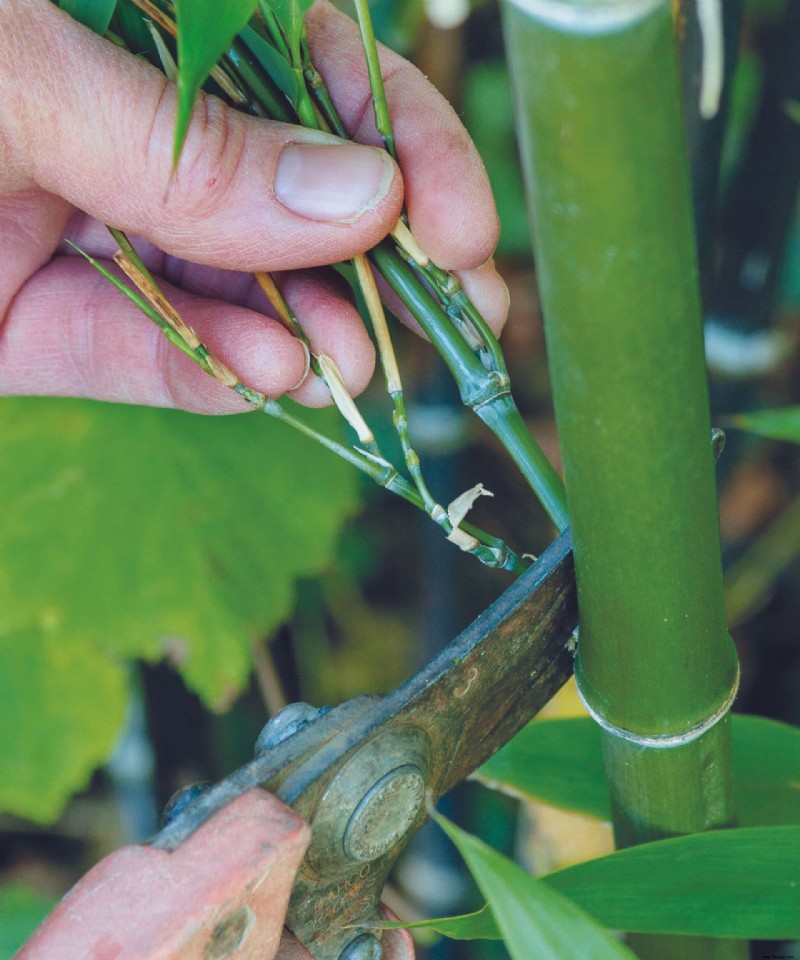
[574,666,740,749]
[505,0,664,34]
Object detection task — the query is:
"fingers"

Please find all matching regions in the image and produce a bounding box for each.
[306,1,500,273]
[0,257,312,413]
[2,1,403,273]
[280,272,376,407]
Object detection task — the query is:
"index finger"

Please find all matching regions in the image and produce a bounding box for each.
[306,1,501,273]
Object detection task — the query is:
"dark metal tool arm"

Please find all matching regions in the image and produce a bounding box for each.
[154,531,577,959]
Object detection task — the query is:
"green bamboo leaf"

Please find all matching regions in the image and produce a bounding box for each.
[172,0,258,162]
[112,0,158,58]
[478,716,610,819]
[239,23,298,104]
[382,826,800,941]
[58,0,116,34]
[376,905,498,941]
[0,397,357,822]
[546,826,800,939]
[432,811,637,960]
[264,0,315,62]
[729,406,800,443]
[477,714,800,827]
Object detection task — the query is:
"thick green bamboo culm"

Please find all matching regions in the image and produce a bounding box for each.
[502,1,743,957]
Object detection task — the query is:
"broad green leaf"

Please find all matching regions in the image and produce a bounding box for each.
[0,397,357,821]
[729,406,800,443]
[383,826,800,942]
[58,0,116,34]
[173,0,258,162]
[785,99,800,125]
[0,883,57,959]
[239,24,298,104]
[477,714,800,827]
[432,811,636,960]
[0,626,127,823]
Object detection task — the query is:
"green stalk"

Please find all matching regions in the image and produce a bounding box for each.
[371,242,569,530]
[352,0,396,157]
[344,0,569,528]
[78,233,525,572]
[502,1,743,957]
[112,4,567,530]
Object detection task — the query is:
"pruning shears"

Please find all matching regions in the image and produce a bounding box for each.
[16,532,577,960]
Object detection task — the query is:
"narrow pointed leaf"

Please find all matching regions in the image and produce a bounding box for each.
[172,0,258,162]
[376,905,498,941]
[477,714,800,827]
[546,826,800,939]
[239,24,297,103]
[432,811,636,960]
[265,0,315,62]
[59,0,116,34]
[381,826,800,942]
[730,406,800,443]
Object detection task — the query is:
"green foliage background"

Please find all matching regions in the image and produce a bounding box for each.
[0,398,358,822]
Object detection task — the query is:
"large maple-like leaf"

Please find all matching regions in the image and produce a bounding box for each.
[0,397,358,821]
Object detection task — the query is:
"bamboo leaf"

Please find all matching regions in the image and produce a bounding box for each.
[172,0,258,162]
[477,714,800,828]
[478,716,610,819]
[0,397,357,822]
[729,406,800,443]
[58,0,117,34]
[546,826,800,939]
[264,0,315,62]
[382,826,800,941]
[376,905,498,941]
[432,811,637,960]
[239,23,298,104]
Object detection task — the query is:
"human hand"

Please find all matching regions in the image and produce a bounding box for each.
[0,0,507,414]
[17,787,414,960]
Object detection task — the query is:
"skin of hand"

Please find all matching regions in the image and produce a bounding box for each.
[0,0,508,415]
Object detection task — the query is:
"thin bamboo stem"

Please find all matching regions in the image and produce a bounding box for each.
[111,2,566,531]
[502,1,743,956]
[371,241,569,530]
[77,233,525,572]
[352,0,396,158]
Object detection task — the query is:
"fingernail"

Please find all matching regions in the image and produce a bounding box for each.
[275,143,395,223]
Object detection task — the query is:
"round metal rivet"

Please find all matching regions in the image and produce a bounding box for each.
[255,702,328,755]
[338,933,382,960]
[161,781,211,828]
[343,765,426,862]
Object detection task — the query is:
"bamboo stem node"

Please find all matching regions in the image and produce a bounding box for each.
[574,665,741,749]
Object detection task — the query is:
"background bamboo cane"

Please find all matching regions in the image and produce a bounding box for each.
[501,0,744,957]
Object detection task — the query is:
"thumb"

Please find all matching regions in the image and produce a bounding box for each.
[3,0,403,272]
